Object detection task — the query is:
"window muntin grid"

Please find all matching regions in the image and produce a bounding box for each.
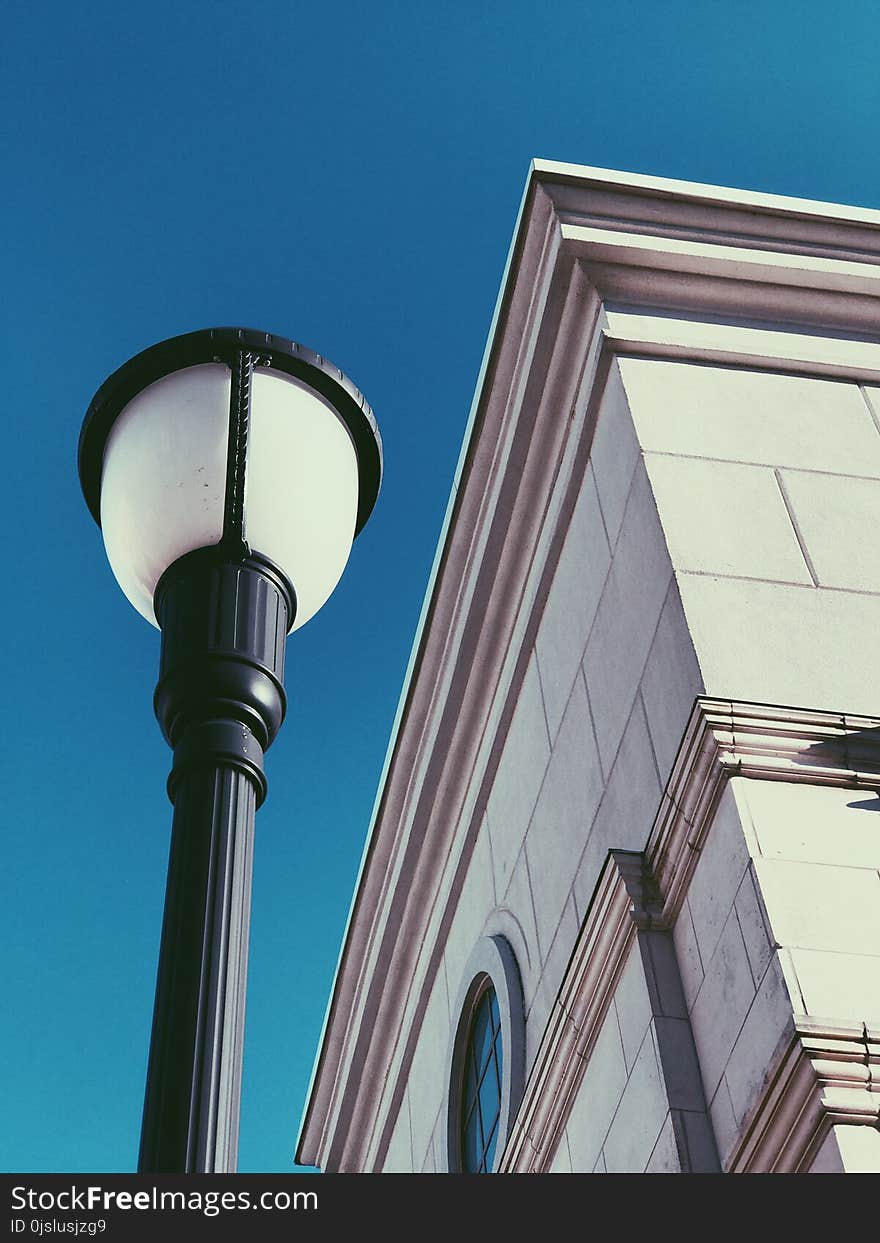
[460,986,503,1173]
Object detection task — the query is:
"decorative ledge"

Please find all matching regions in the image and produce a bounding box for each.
[648,698,880,929]
[730,1019,880,1172]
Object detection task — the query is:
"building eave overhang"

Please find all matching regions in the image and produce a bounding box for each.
[296,160,880,1170]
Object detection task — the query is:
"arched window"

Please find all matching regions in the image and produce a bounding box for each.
[443,934,525,1174]
[460,985,503,1173]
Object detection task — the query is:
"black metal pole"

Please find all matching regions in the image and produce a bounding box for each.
[138,547,294,1173]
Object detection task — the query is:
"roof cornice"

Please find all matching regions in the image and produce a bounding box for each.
[297,163,880,1170]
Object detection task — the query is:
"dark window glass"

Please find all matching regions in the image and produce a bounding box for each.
[460,986,503,1172]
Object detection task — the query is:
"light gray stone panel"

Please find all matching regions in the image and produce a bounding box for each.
[832,1124,880,1172]
[407,968,451,1171]
[676,575,880,719]
[589,359,641,550]
[672,896,705,1013]
[645,1112,679,1173]
[525,675,604,958]
[564,1004,627,1173]
[779,469,880,591]
[535,895,579,1018]
[442,825,496,1020]
[592,1150,607,1173]
[639,581,704,786]
[645,454,812,583]
[603,1029,668,1173]
[652,1017,709,1113]
[735,778,880,870]
[734,866,774,990]
[787,947,880,1024]
[671,1108,722,1173]
[753,856,880,956]
[723,955,795,1127]
[690,908,757,1103]
[613,942,653,1072]
[535,463,612,742]
[639,930,688,1020]
[499,846,542,1016]
[686,783,753,975]
[572,695,663,924]
[582,459,674,775]
[617,359,880,477]
[487,655,551,895]
[421,1130,436,1173]
[708,1077,739,1169]
[382,1088,413,1172]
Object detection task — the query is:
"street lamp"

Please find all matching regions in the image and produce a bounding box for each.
[78,327,381,1174]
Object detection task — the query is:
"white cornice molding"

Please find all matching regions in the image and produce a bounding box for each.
[297,164,880,1171]
[648,698,880,928]
[299,205,608,1172]
[499,699,880,1174]
[730,1019,880,1172]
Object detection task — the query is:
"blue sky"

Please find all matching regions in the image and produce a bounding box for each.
[3,1,879,1173]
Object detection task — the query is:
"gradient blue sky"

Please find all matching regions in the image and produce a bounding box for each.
[3,1,879,1173]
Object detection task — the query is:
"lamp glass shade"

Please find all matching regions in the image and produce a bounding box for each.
[100,364,230,625]
[245,368,359,630]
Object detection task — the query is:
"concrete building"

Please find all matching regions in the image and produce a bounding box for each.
[296,162,880,1174]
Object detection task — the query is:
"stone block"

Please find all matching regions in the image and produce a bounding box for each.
[487,656,551,895]
[407,970,452,1171]
[639,581,704,786]
[382,1089,412,1172]
[442,826,496,1019]
[603,1029,669,1173]
[672,1108,721,1173]
[779,468,880,591]
[652,1016,708,1113]
[645,1112,679,1172]
[639,930,688,1019]
[833,1124,880,1172]
[589,359,641,550]
[571,695,663,924]
[734,865,774,990]
[564,1004,627,1172]
[617,358,880,477]
[686,783,753,975]
[498,846,542,1014]
[788,947,880,1024]
[645,454,811,583]
[536,895,579,1016]
[690,908,757,1102]
[753,856,880,956]
[525,675,604,958]
[736,778,880,871]
[708,1077,739,1170]
[583,460,674,774]
[613,942,653,1072]
[535,464,611,741]
[724,955,795,1127]
[672,896,705,1014]
[676,575,880,719]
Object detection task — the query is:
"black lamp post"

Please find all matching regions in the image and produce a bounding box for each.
[78,328,381,1173]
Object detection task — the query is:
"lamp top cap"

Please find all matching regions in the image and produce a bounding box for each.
[78,326,383,537]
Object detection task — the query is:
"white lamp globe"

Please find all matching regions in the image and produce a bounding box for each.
[79,328,382,632]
